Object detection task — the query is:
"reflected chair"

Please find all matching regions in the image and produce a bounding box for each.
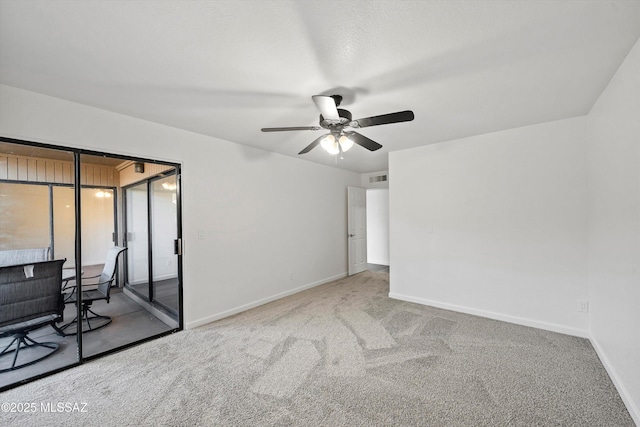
[59,246,127,336]
[0,259,66,372]
[0,247,51,267]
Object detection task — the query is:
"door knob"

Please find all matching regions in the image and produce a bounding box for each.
[348,234,355,237]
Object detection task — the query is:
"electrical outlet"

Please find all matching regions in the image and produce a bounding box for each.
[577,299,589,313]
[288,272,293,281]
[198,229,205,239]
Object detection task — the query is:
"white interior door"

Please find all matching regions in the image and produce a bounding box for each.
[348,186,367,275]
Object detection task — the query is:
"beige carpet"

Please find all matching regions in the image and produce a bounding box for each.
[0,271,633,426]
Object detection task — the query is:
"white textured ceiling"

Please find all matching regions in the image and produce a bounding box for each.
[1,0,639,173]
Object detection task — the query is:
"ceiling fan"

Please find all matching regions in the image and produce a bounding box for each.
[261,95,414,155]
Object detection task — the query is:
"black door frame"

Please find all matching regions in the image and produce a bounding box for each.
[122,169,182,318]
[0,136,184,392]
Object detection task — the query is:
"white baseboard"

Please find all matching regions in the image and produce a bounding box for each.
[590,337,640,426]
[186,272,347,329]
[388,292,590,338]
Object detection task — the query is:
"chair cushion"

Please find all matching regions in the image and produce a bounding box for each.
[0,260,65,328]
[0,313,59,335]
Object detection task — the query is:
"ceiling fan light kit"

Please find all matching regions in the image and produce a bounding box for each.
[338,135,354,152]
[319,134,354,155]
[320,134,339,154]
[261,95,414,156]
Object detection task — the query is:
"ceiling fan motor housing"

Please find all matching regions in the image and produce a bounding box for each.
[319,108,352,130]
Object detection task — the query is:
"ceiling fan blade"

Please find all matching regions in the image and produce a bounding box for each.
[261,126,321,132]
[346,131,383,151]
[353,110,414,128]
[312,95,340,120]
[298,134,327,155]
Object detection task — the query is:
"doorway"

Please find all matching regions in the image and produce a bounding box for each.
[347,186,390,275]
[123,171,180,322]
[0,139,183,391]
[366,188,389,270]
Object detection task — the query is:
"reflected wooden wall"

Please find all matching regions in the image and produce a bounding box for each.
[118,161,174,187]
[0,154,119,187]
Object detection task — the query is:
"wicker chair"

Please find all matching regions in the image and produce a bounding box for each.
[0,259,66,372]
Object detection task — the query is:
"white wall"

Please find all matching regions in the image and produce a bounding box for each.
[81,187,116,265]
[125,185,150,285]
[389,116,589,336]
[586,37,640,423]
[0,84,361,328]
[151,184,178,281]
[366,189,389,265]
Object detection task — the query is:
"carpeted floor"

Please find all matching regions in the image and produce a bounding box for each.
[0,271,633,426]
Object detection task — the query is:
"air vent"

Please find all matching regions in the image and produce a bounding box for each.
[369,174,388,183]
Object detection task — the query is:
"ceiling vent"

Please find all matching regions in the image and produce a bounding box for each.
[369,174,388,183]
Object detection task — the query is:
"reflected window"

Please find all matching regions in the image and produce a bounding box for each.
[0,183,50,251]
